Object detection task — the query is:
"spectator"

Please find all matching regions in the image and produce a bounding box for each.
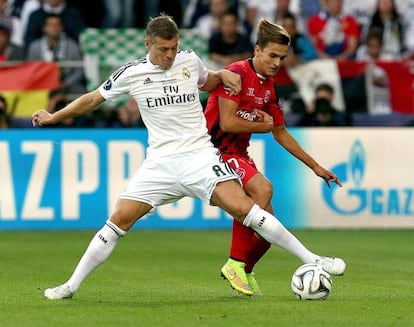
[26,14,86,94]
[0,24,24,61]
[273,0,303,28]
[296,97,343,126]
[282,12,317,67]
[194,0,230,40]
[298,0,322,22]
[356,28,392,114]
[46,87,93,127]
[342,0,377,40]
[245,0,304,44]
[47,87,68,113]
[158,0,185,28]
[308,0,360,60]
[183,0,239,28]
[66,0,104,28]
[356,27,395,61]
[15,1,41,45]
[0,0,22,45]
[132,0,184,28]
[208,10,253,68]
[394,0,414,16]
[297,82,351,126]
[47,91,76,127]
[368,0,405,59]
[107,97,146,128]
[24,0,86,49]
[0,93,13,128]
[394,0,414,51]
[101,0,136,28]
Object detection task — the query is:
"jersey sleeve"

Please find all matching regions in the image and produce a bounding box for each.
[194,53,210,88]
[98,63,133,100]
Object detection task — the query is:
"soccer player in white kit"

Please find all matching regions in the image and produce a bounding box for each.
[32,14,346,300]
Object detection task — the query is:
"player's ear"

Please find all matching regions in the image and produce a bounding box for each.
[254,45,261,57]
[144,38,151,50]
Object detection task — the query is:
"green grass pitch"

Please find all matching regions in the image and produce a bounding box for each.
[0,229,413,327]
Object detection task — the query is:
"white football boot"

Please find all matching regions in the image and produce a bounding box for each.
[315,256,347,276]
[44,284,74,300]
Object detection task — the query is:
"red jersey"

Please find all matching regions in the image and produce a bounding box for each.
[205,59,284,156]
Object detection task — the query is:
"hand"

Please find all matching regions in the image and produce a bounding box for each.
[254,110,273,130]
[255,110,273,123]
[314,165,342,188]
[32,109,52,127]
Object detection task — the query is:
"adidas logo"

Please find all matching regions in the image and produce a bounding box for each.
[143,77,153,84]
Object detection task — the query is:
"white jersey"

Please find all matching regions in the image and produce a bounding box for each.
[99,50,212,159]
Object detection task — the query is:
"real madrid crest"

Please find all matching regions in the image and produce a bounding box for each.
[182,67,191,79]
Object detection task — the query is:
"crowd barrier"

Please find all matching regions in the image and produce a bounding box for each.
[1,128,413,230]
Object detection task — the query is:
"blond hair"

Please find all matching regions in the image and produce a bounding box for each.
[256,18,291,48]
[146,13,179,43]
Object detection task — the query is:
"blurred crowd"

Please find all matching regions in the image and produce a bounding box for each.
[1,0,414,129]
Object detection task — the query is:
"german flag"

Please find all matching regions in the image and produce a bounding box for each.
[0,61,60,118]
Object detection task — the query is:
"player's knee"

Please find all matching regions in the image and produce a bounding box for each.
[259,180,273,201]
[109,209,135,231]
[249,179,273,203]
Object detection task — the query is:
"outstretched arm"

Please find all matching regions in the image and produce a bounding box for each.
[200,70,241,95]
[272,125,342,187]
[32,90,105,126]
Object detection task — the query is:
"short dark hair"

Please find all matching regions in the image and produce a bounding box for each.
[365,27,383,45]
[146,13,179,42]
[315,83,334,95]
[0,94,8,114]
[0,94,7,107]
[283,12,296,22]
[45,14,63,23]
[220,10,239,22]
[0,24,10,38]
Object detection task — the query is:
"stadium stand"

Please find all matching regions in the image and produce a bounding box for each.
[79,28,209,92]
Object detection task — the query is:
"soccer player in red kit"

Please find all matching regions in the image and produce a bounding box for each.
[205,19,344,296]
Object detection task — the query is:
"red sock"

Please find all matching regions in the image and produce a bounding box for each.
[229,219,255,263]
[245,234,271,273]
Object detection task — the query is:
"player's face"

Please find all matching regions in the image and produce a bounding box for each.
[146,36,179,70]
[253,42,289,77]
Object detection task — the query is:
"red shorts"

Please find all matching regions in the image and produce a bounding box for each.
[221,153,258,186]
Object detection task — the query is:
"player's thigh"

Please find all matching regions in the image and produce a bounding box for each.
[244,173,273,206]
[223,154,273,207]
[120,157,183,207]
[211,179,255,222]
[180,147,239,203]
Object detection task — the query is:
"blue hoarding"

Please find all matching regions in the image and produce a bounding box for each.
[0,129,309,230]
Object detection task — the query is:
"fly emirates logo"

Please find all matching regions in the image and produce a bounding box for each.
[146,85,197,108]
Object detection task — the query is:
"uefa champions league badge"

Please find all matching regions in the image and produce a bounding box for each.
[182,67,191,79]
[103,79,112,90]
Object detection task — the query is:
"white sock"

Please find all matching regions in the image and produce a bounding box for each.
[66,220,126,292]
[243,204,317,263]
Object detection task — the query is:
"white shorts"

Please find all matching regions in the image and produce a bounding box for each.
[119,147,240,207]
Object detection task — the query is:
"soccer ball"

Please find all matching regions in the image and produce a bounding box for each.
[291,263,333,300]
